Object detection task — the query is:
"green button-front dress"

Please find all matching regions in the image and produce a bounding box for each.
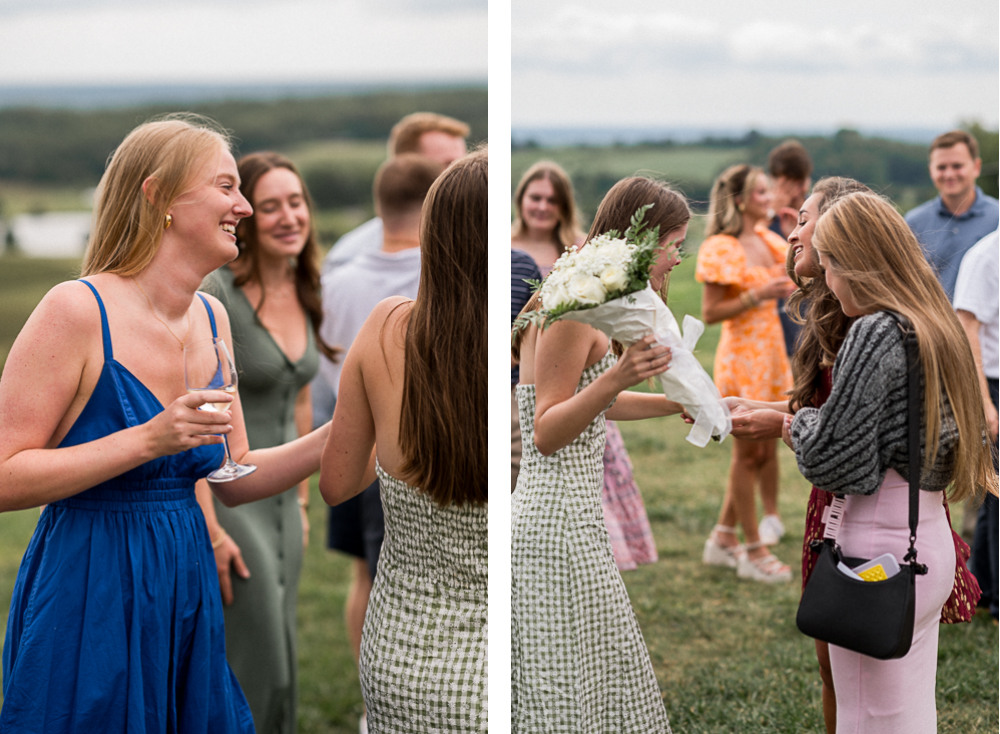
[202,267,319,734]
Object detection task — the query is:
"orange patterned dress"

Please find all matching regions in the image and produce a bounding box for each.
[695,226,792,401]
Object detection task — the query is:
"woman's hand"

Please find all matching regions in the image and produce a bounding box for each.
[755,276,796,302]
[729,407,787,441]
[213,532,250,606]
[609,336,671,392]
[145,391,232,457]
[781,413,795,449]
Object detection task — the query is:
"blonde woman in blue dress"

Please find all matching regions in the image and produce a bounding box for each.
[511,177,690,732]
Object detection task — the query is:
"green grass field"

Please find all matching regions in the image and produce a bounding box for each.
[0,255,997,732]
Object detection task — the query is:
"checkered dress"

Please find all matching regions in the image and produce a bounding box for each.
[360,464,487,733]
[512,353,672,733]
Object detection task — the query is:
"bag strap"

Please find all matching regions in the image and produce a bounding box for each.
[892,312,929,574]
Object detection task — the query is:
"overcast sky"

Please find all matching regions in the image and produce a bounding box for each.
[0,0,487,85]
[513,0,998,131]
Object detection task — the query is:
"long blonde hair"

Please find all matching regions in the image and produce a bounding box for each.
[813,192,998,502]
[397,147,487,507]
[82,113,231,276]
[511,161,584,254]
[705,164,766,237]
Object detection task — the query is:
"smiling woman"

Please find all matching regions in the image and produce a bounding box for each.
[0,115,333,734]
[196,151,339,734]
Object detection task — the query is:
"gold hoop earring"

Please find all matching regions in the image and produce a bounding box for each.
[164,214,173,229]
[737,203,745,212]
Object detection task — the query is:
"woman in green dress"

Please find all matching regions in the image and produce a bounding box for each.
[196,151,338,733]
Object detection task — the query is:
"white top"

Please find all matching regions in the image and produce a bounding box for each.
[321,217,384,276]
[953,229,999,379]
[318,247,422,396]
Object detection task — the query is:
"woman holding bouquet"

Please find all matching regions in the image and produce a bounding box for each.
[784,192,996,733]
[511,177,689,732]
[512,161,660,571]
[696,164,796,582]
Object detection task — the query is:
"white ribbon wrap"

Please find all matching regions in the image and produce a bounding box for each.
[563,285,731,447]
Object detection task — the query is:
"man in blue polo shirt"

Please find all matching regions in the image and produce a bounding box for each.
[905,129,999,301]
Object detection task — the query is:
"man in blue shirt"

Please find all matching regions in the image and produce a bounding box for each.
[905,129,999,301]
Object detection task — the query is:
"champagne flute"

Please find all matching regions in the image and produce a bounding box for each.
[184,336,257,481]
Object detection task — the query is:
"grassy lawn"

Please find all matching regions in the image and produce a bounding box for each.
[1,245,997,731]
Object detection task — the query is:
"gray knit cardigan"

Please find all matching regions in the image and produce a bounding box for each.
[789,311,958,495]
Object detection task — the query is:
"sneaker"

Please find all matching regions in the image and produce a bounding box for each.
[737,542,792,583]
[758,514,785,546]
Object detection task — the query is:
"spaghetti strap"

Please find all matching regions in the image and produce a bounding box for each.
[77,279,113,362]
[197,293,218,338]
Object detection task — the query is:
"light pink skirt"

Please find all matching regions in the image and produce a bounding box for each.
[831,469,954,734]
[601,421,658,571]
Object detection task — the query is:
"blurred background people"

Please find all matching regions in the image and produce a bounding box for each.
[696,164,796,582]
[767,139,814,357]
[319,147,487,733]
[511,248,542,491]
[953,229,999,622]
[320,112,468,275]
[197,151,338,734]
[316,152,443,734]
[510,160,584,274]
[905,130,999,302]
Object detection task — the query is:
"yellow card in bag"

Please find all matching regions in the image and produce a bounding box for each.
[851,553,901,582]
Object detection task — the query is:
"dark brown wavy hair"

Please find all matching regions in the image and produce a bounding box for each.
[232,151,337,361]
[785,177,872,410]
[397,147,487,506]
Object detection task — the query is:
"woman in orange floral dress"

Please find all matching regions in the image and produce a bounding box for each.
[695,164,796,582]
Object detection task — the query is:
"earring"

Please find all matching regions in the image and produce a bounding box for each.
[164,214,173,229]
[737,203,745,212]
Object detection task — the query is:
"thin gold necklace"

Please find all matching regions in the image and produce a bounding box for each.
[133,277,192,350]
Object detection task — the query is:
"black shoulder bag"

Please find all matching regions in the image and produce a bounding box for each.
[795,314,928,660]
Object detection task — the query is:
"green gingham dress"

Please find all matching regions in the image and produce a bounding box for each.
[360,463,487,733]
[511,352,672,733]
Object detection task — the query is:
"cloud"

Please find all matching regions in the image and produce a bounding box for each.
[0,0,486,84]
[513,8,997,77]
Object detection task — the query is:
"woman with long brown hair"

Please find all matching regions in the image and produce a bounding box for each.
[0,115,331,733]
[195,151,337,733]
[511,160,585,274]
[695,163,796,582]
[511,176,689,732]
[785,191,997,732]
[318,148,487,733]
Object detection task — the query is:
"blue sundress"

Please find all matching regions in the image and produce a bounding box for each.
[1,280,254,733]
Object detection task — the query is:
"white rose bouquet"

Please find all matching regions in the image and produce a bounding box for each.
[514,206,731,447]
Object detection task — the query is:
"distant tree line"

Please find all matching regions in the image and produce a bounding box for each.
[515,124,999,213]
[0,88,488,188]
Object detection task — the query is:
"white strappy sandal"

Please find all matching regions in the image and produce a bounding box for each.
[702,525,746,568]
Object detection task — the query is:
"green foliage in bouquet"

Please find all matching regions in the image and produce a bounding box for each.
[512,204,677,342]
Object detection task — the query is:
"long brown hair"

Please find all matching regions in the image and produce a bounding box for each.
[786,177,872,410]
[511,160,584,254]
[82,113,230,276]
[511,176,690,361]
[232,152,337,361]
[813,192,998,502]
[397,147,487,506]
